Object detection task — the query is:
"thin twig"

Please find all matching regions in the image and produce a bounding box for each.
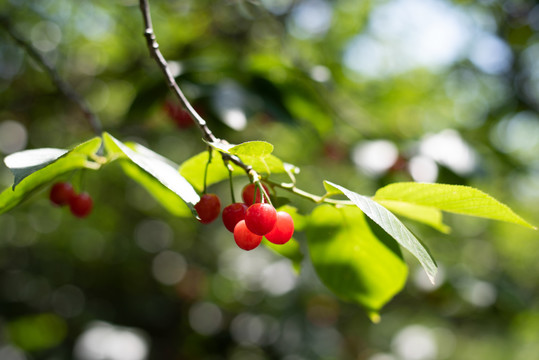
[0,16,103,135]
[138,0,255,177]
[137,0,352,207]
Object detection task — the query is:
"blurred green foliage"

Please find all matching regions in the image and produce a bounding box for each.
[1,0,539,359]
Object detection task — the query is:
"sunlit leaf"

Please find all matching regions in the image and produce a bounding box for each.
[229,141,273,157]
[306,205,407,315]
[375,200,451,233]
[0,137,103,215]
[373,182,536,229]
[180,151,285,192]
[103,132,200,211]
[325,181,437,284]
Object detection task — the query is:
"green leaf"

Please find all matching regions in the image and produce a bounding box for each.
[373,182,536,230]
[4,137,102,189]
[306,205,408,315]
[325,181,437,284]
[120,161,191,217]
[5,148,68,188]
[375,200,451,234]
[207,140,274,158]
[0,137,103,215]
[229,141,273,157]
[179,151,286,192]
[103,133,200,211]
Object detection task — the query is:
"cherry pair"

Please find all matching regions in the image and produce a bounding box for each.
[49,182,93,218]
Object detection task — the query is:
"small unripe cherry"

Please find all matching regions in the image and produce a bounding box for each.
[244,203,277,236]
[69,192,93,218]
[194,194,221,224]
[242,183,270,205]
[265,211,294,245]
[222,203,248,233]
[50,182,75,206]
[233,220,262,251]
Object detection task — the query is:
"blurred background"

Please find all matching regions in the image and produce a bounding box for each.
[1,0,539,359]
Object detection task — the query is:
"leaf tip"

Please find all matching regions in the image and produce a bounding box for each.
[368,312,381,323]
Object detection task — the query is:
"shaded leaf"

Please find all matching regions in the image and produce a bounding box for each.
[325,181,437,284]
[306,205,407,316]
[120,160,191,217]
[263,238,303,272]
[0,137,103,215]
[103,133,200,211]
[374,182,536,229]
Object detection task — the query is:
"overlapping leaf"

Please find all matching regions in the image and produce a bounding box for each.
[325,181,438,283]
[373,182,536,229]
[306,205,407,318]
[103,133,199,212]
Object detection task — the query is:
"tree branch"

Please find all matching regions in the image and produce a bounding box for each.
[138,0,254,177]
[0,16,103,136]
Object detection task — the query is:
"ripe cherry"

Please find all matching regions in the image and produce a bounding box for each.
[69,192,93,218]
[194,194,221,224]
[164,101,194,129]
[50,182,75,206]
[265,211,294,245]
[233,220,262,251]
[242,183,270,205]
[244,203,277,236]
[222,203,248,233]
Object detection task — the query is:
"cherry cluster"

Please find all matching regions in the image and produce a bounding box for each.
[49,182,93,218]
[194,183,294,251]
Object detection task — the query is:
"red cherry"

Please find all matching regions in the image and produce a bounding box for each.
[265,211,294,244]
[233,220,262,251]
[242,183,270,205]
[50,182,75,206]
[194,194,221,224]
[222,203,248,233]
[69,192,93,218]
[244,203,277,236]
[164,101,194,129]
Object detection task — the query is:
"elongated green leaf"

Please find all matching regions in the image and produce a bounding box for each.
[325,181,437,284]
[0,137,102,214]
[103,133,199,210]
[374,182,536,229]
[179,151,286,192]
[375,200,451,234]
[306,205,407,316]
[5,148,68,188]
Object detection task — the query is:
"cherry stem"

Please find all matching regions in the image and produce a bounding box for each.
[264,179,353,206]
[202,147,212,194]
[256,181,272,206]
[226,162,236,203]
